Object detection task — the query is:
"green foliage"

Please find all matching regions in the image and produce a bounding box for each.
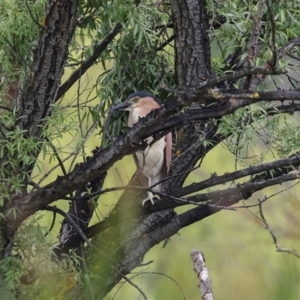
[0,213,82,300]
[1,0,300,299]
[68,0,175,144]
[218,102,300,168]
[0,0,45,80]
[0,112,42,197]
[210,0,300,166]
[209,0,300,70]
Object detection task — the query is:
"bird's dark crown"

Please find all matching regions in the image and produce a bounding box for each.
[126,91,160,104]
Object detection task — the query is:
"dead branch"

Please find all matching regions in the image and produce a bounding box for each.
[258,197,300,259]
[191,249,214,300]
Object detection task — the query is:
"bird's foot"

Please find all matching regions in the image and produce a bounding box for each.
[142,192,160,206]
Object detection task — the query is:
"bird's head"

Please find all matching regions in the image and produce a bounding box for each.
[113,91,161,113]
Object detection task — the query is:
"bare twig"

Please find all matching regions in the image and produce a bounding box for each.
[44,206,93,248]
[258,197,300,259]
[27,179,42,191]
[266,0,277,68]
[118,274,148,300]
[45,209,56,237]
[76,51,86,163]
[56,23,122,100]
[156,34,175,51]
[191,249,214,300]
[158,192,237,210]
[45,138,68,176]
[134,271,186,299]
[247,0,266,66]
[25,0,43,30]
[243,0,266,89]
[0,105,13,112]
[37,151,76,185]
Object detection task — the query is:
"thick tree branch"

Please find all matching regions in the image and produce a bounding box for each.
[179,154,300,197]
[266,0,277,68]
[177,172,299,230]
[143,171,300,212]
[271,35,300,66]
[247,0,265,66]
[7,91,300,230]
[200,67,285,90]
[58,156,300,251]
[80,170,299,298]
[193,89,300,102]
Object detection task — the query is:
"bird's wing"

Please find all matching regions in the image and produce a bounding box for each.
[164,131,172,176]
[128,110,148,186]
[132,152,148,187]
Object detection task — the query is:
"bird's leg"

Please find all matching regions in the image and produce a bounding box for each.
[142,177,160,206]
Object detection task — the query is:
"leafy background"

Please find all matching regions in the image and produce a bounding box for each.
[32,63,300,299]
[2,0,300,298]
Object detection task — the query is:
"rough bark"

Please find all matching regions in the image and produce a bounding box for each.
[0,0,79,256]
[191,249,214,300]
[168,0,215,191]
[2,0,300,297]
[171,0,211,91]
[58,173,106,254]
[79,0,213,298]
[17,0,78,140]
[4,89,300,239]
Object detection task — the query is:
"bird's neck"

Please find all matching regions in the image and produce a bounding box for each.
[129,108,152,126]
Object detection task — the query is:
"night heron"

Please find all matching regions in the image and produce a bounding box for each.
[113,91,172,205]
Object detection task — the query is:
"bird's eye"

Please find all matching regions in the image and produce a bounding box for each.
[132,97,140,103]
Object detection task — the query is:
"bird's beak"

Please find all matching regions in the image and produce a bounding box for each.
[112,101,130,112]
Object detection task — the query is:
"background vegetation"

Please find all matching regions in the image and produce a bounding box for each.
[0,0,300,299]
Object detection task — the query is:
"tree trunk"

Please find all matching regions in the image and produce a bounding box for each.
[171,0,211,91]
[168,0,215,191]
[2,0,78,240]
[81,0,213,298]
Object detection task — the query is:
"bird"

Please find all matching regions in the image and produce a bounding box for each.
[113,91,172,205]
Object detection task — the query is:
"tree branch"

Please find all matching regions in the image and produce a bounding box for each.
[258,198,300,259]
[191,249,214,300]
[179,154,300,197]
[58,162,300,250]
[56,23,122,101]
[44,205,93,248]
[8,91,300,231]
[200,67,285,90]
[243,0,266,90]
[266,0,277,68]
[193,89,300,102]
[156,34,175,52]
